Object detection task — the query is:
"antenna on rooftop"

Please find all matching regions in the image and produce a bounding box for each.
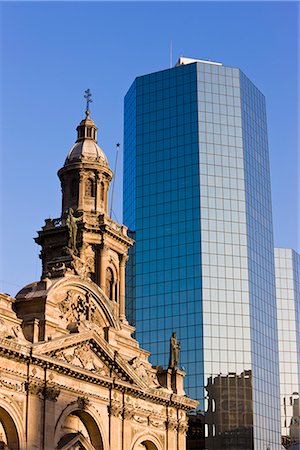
[110,143,120,219]
[170,40,173,68]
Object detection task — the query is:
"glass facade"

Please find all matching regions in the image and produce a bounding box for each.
[124,60,281,449]
[274,248,300,448]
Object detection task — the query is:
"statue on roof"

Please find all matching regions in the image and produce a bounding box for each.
[66,208,81,255]
[169,331,180,369]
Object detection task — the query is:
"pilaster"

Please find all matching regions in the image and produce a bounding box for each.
[119,255,128,322]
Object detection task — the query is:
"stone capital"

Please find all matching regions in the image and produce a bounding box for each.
[167,418,178,431]
[44,384,60,402]
[108,402,122,418]
[123,406,135,420]
[119,254,129,266]
[178,420,189,434]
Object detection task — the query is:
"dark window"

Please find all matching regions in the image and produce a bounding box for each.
[100,182,105,201]
[106,268,114,300]
[71,179,77,198]
[85,178,95,197]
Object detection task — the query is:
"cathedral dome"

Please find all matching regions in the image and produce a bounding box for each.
[65,111,109,167]
[66,139,109,166]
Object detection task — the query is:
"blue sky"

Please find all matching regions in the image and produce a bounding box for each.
[0,1,299,295]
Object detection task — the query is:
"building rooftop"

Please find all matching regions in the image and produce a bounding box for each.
[175,56,222,67]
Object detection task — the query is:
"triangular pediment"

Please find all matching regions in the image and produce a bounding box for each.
[57,432,97,450]
[34,330,150,388]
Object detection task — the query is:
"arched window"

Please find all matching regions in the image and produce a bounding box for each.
[100,182,105,201]
[0,407,20,450]
[57,410,104,450]
[106,268,114,301]
[85,178,95,197]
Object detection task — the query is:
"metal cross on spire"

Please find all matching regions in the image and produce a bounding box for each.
[84,89,93,114]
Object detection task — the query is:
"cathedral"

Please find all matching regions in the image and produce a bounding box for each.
[0,102,197,450]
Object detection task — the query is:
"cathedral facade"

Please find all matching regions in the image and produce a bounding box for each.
[0,106,197,450]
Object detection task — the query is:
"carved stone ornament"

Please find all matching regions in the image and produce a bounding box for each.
[58,290,96,332]
[133,414,148,425]
[44,384,60,402]
[0,319,22,341]
[25,381,43,396]
[65,247,93,280]
[167,419,178,431]
[53,343,109,376]
[178,420,189,434]
[123,406,135,420]
[77,396,90,410]
[47,261,67,278]
[108,402,122,418]
[147,370,160,387]
[0,376,24,393]
[148,415,166,429]
[128,357,149,383]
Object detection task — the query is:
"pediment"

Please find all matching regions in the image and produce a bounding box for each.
[57,432,96,450]
[35,331,152,388]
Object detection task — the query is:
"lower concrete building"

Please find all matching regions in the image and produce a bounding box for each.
[0,107,197,450]
[274,248,300,449]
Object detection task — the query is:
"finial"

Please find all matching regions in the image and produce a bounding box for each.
[84,89,93,116]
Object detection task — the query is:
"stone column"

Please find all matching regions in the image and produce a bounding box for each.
[99,245,108,293]
[43,384,60,450]
[119,255,128,322]
[108,403,122,449]
[167,420,178,450]
[95,176,101,213]
[178,419,189,450]
[167,407,178,450]
[78,172,85,211]
[26,381,44,450]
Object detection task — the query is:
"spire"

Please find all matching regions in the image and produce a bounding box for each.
[84,88,93,116]
[75,89,97,143]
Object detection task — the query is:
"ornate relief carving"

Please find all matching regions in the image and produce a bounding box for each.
[128,357,149,383]
[123,406,135,420]
[24,380,60,401]
[0,375,24,393]
[167,419,178,431]
[53,343,109,376]
[128,357,160,387]
[47,261,67,278]
[108,402,122,418]
[0,319,22,341]
[77,396,90,410]
[25,381,43,397]
[148,415,166,429]
[146,370,160,387]
[178,420,189,434]
[133,414,148,425]
[65,247,93,280]
[58,290,97,332]
[44,384,60,401]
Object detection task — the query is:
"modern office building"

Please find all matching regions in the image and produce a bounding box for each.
[274,248,300,449]
[123,57,282,449]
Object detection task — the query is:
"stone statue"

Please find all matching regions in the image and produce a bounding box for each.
[66,208,81,254]
[169,331,180,369]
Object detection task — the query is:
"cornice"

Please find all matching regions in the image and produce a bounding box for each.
[0,340,197,410]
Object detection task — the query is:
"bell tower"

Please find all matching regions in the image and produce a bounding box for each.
[58,106,112,216]
[34,92,134,323]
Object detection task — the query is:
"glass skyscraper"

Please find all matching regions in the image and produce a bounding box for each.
[123,57,281,449]
[274,248,300,448]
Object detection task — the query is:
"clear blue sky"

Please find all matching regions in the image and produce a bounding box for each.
[0,1,299,295]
